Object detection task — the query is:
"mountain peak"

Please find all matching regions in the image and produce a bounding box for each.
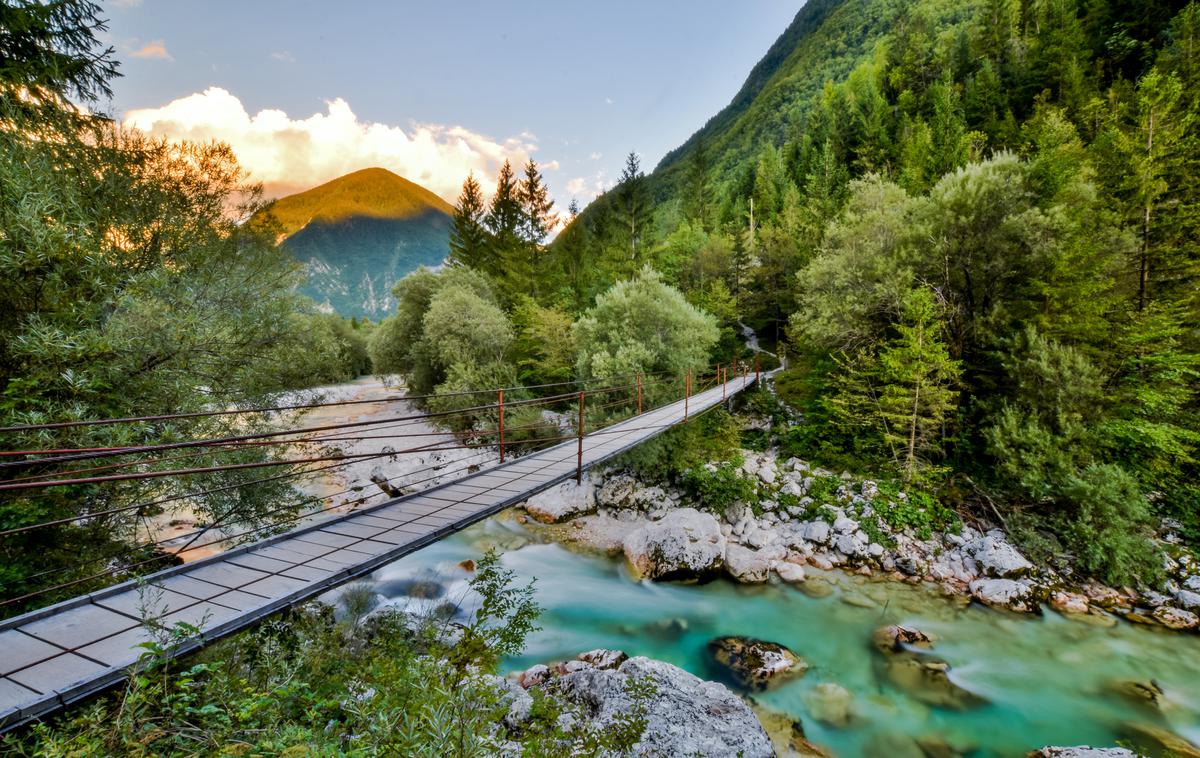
[258,168,454,239]
[252,169,454,319]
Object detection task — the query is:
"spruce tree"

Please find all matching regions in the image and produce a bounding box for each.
[484,159,522,277]
[875,288,961,483]
[448,172,491,270]
[517,158,556,297]
[611,152,653,277]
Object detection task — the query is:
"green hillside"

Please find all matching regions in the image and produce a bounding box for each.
[255,168,454,319]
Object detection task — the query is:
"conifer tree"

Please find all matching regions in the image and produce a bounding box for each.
[875,288,961,482]
[448,172,491,270]
[484,159,522,276]
[517,158,556,297]
[611,152,653,277]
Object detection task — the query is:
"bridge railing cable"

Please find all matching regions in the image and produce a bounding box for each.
[0,368,732,612]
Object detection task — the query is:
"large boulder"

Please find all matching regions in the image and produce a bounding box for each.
[523,479,596,523]
[554,655,774,758]
[963,533,1034,578]
[1152,605,1199,630]
[1174,589,1200,612]
[623,508,725,580]
[970,578,1035,612]
[725,543,772,583]
[707,635,806,691]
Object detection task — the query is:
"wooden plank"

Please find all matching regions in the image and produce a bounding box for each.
[0,678,40,713]
[18,605,138,652]
[0,631,63,678]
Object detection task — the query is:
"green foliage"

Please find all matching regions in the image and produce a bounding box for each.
[368,266,506,395]
[1060,465,1163,587]
[0,88,346,610]
[4,553,635,757]
[610,408,742,483]
[871,488,960,540]
[574,268,719,395]
[681,461,759,514]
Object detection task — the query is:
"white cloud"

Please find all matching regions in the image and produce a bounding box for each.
[112,0,142,7]
[604,97,614,105]
[270,51,295,63]
[122,87,544,201]
[566,173,607,201]
[130,40,172,60]
[589,152,602,160]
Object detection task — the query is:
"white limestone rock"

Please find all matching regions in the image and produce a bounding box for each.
[623,508,726,580]
[523,479,596,524]
[725,544,772,583]
[554,656,774,758]
[963,533,1034,578]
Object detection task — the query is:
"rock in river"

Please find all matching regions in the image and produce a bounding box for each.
[554,655,774,758]
[871,624,936,655]
[623,508,725,580]
[881,653,987,710]
[707,635,806,691]
[523,478,596,523]
[801,682,855,727]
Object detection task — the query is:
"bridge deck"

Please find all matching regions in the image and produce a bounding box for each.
[0,372,763,730]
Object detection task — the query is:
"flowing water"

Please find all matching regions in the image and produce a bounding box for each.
[356,515,1200,757]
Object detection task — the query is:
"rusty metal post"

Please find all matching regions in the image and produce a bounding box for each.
[755,354,760,384]
[684,370,690,421]
[576,390,585,484]
[636,373,643,415]
[498,388,505,463]
[722,367,726,400]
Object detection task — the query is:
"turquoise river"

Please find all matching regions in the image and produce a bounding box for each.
[361,515,1200,757]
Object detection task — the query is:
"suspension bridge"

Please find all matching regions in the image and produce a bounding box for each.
[0,363,770,731]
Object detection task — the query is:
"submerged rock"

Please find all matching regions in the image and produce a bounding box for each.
[623,508,725,580]
[554,655,774,758]
[881,653,987,710]
[751,702,835,757]
[801,682,855,727]
[707,635,807,691]
[523,478,596,523]
[1030,749,1137,757]
[1121,723,1200,758]
[1108,678,1165,709]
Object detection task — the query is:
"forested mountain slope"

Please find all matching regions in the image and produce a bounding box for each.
[254,168,453,319]
[552,0,1200,585]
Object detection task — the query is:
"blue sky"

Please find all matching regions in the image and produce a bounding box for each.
[104,1,801,208]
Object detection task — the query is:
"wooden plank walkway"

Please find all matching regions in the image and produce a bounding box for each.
[0,371,766,730]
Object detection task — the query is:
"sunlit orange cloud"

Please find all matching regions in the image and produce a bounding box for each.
[130,40,172,60]
[123,87,548,201]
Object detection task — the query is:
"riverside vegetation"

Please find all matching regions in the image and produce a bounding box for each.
[3,0,1200,755]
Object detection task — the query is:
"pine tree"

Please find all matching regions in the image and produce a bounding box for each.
[448,172,491,270]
